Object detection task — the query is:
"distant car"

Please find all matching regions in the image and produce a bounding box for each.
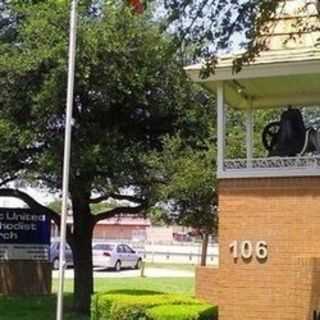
[173,232,192,242]
[92,243,143,271]
[50,241,74,270]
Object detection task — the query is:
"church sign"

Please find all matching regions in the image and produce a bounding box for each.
[0,208,50,261]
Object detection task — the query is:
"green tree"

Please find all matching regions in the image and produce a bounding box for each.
[0,113,38,188]
[0,0,206,314]
[146,89,217,266]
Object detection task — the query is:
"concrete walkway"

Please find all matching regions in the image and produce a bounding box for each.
[52,267,194,279]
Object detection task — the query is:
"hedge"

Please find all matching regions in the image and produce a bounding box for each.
[146,304,217,320]
[91,290,217,320]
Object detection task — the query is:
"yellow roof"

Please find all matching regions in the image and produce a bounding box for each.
[185,0,320,110]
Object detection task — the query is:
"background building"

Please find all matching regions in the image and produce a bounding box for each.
[93,215,151,241]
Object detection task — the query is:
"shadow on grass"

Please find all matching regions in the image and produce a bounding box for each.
[0,294,89,320]
[101,289,163,295]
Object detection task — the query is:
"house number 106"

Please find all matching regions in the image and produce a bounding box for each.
[229,241,268,260]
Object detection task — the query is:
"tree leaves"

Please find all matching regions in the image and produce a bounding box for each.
[0,0,201,200]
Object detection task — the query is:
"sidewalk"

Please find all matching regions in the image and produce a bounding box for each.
[52,267,194,279]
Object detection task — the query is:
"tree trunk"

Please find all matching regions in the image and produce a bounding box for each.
[71,193,94,315]
[200,233,209,266]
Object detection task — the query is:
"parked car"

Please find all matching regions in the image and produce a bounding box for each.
[50,241,74,270]
[173,232,192,242]
[92,242,143,271]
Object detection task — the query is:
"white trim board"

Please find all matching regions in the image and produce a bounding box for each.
[218,168,320,179]
[186,60,320,82]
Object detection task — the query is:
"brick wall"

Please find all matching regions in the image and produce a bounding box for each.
[196,177,320,320]
[196,266,220,305]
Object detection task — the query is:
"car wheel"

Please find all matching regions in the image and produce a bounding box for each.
[135,259,142,270]
[53,258,59,270]
[115,260,121,272]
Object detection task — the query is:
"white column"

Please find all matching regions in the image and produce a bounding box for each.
[245,109,254,167]
[217,82,225,177]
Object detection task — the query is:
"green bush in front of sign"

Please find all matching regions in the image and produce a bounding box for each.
[91,290,217,320]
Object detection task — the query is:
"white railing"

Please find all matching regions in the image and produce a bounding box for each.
[222,156,320,178]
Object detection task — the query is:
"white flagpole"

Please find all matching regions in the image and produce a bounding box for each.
[56,1,78,320]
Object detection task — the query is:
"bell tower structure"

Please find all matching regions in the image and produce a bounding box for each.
[187,1,320,319]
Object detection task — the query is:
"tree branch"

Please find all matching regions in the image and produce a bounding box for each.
[89,194,110,204]
[94,204,146,223]
[0,176,17,187]
[110,194,145,203]
[90,193,145,204]
[0,188,60,226]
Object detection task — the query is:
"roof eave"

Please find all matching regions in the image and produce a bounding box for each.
[186,58,320,83]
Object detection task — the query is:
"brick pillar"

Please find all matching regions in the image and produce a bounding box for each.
[196,177,320,320]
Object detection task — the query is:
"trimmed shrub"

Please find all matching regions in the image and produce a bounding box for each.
[92,290,168,320]
[91,290,217,320]
[146,304,218,320]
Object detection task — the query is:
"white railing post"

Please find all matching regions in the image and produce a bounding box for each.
[217,82,225,177]
[246,109,254,168]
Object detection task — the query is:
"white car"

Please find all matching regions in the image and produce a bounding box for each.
[92,242,143,271]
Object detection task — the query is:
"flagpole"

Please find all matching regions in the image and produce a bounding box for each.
[56,1,78,320]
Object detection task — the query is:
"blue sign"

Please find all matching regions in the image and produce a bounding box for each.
[0,208,50,261]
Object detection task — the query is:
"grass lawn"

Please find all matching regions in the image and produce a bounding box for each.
[82,277,193,295]
[0,294,84,320]
[0,277,194,320]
